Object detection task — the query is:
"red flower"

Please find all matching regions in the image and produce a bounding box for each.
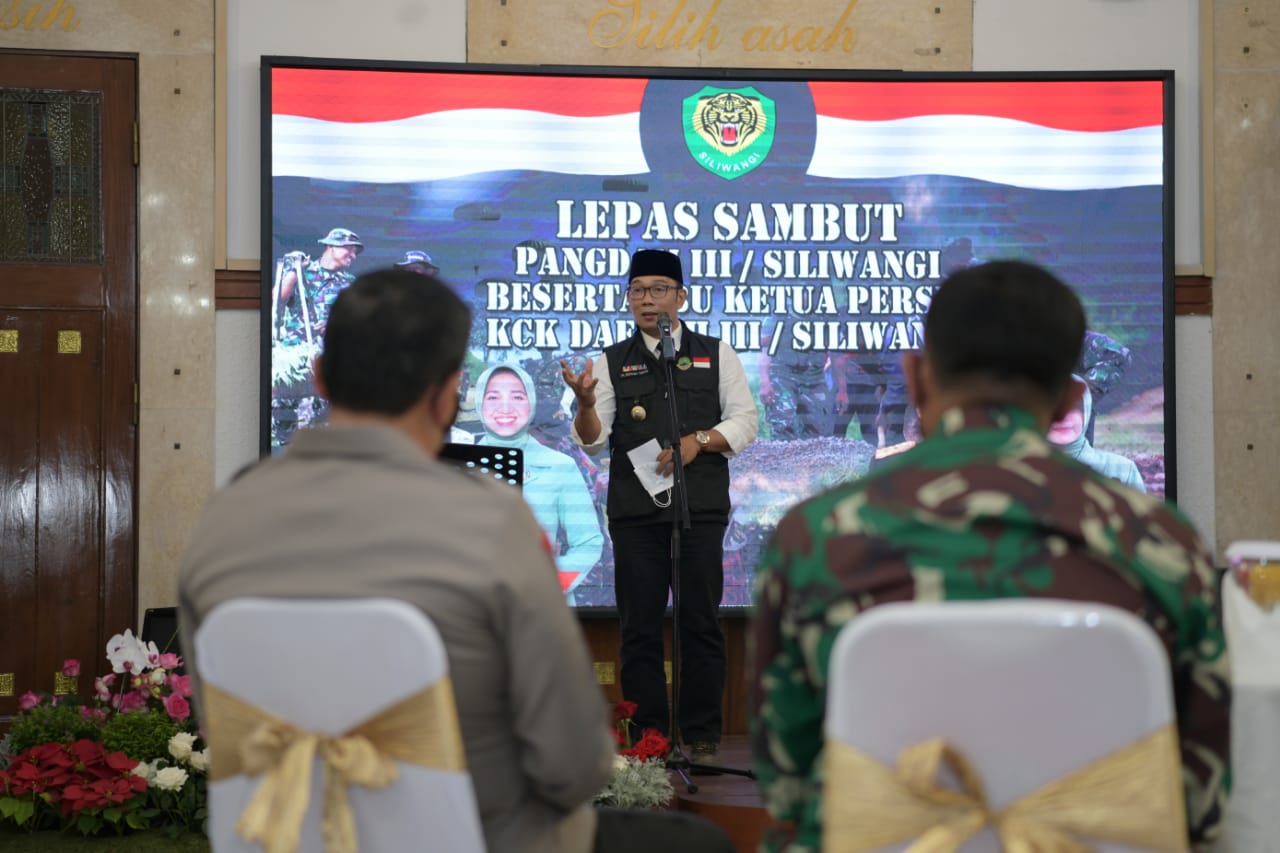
[69,739,102,763]
[3,741,148,819]
[611,700,638,725]
[621,728,670,762]
[61,659,81,677]
[31,742,73,767]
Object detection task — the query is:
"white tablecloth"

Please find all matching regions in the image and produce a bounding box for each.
[1218,575,1280,852]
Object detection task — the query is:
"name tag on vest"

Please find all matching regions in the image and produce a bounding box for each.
[621,362,650,376]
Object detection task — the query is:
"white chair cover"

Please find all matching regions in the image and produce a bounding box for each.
[824,599,1184,853]
[195,597,486,853]
[1219,571,1280,853]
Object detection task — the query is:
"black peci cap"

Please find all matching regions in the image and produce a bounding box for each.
[627,249,683,285]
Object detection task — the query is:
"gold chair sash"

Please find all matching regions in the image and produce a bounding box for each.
[204,677,467,853]
[822,726,1188,853]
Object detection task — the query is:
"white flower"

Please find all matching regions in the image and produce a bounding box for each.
[106,629,151,674]
[188,749,209,773]
[149,668,167,685]
[130,760,155,783]
[612,754,628,772]
[168,731,197,762]
[594,754,673,809]
[153,766,189,792]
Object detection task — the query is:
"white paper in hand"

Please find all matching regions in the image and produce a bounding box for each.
[627,438,674,497]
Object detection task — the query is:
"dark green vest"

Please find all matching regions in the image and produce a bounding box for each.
[604,329,730,525]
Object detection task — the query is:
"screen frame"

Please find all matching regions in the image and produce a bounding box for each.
[258,57,1178,614]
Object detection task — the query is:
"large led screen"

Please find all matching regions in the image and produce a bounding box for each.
[262,60,1174,609]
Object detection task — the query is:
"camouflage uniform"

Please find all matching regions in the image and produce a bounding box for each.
[750,404,1229,852]
[277,259,354,346]
[763,333,832,439]
[1078,329,1132,399]
[271,261,355,445]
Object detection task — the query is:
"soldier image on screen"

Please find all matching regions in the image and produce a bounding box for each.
[759,314,834,439]
[827,351,878,442]
[1075,329,1133,444]
[864,236,976,467]
[390,248,482,446]
[394,249,441,277]
[270,227,363,445]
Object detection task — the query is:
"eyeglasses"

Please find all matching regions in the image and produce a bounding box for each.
[626,284,678,300]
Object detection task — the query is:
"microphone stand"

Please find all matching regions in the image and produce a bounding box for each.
[656,318,754,793]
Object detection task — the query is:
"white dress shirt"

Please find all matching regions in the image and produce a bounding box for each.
[570,321,758,456]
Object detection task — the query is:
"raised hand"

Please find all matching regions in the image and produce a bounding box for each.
[561,359,599,410]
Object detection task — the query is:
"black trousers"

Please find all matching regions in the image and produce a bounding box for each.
[594,807,734,853]
[610,520,727,744]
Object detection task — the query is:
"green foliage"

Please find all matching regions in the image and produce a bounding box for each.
[7,703,102,755]
[0,796,36,827]
[0,822,210,852]
[101,712,180,764]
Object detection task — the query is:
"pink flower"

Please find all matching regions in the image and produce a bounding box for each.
[157,653,182,670]
[80,706,107,722]
[112,690,148,713]
[61,659,81,677]
[94,674,116,701]
[163,693,190,722]
[17,691,40,712]
[167,673,192,698]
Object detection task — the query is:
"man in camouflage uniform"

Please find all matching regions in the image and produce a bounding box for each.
[1076,328,1133,444]
[759,319,833,439]
[273,227,364,345]
[1078,328,1132,399]
[750,260,1229,852]
[270,227,364,445]
[394,248,440,277]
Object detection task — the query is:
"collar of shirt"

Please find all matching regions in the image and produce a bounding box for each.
[936,403,1040,438]
[639,321,683,356]
[287,422,435,469]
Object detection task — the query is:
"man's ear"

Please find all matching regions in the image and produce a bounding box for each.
[429,369,464,427]
[903,351,927,411]
[1050,376,1088,425]
[311,355,329,400]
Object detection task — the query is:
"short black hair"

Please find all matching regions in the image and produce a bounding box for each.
[318,268,471,414]
[923,260,1086,398]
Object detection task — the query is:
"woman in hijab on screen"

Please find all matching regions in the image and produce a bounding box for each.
[1047,374,1146,493]
[477,363,605,600]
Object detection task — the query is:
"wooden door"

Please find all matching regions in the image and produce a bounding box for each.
[0,51,137,721]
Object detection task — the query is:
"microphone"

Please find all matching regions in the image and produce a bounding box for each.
[657,312,675,360]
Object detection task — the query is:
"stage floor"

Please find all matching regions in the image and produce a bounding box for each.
[671,735,770,853]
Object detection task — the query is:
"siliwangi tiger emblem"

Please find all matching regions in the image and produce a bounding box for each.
[682,86,776,180]
[693,91,768,154]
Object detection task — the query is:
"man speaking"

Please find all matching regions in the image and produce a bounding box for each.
[562,249,758,764]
